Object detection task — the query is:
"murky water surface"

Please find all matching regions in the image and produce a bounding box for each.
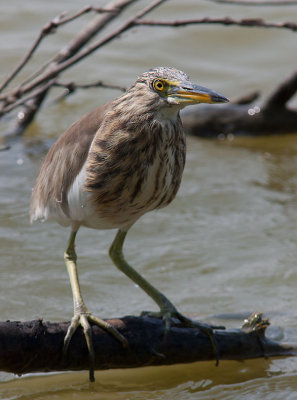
[1,0,297,398]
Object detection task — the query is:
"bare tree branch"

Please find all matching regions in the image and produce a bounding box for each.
[0,0,166,109]
[135,17,297,31]
[0,26,53,94]
[264,68,297,110]
[52,5,121,25]
[51,80,126,103]
[209,0,297,5]
[50,1,136,65]
[13,3,128,93]
[0,7,121,94]
[0,0,135,100]
[1,0,297,139]
[53,80,126,93]
[1,79,57,116]
[0,0,140,136]
[0,0,168,138]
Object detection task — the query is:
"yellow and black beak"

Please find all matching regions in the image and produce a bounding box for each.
[170,81,229,105]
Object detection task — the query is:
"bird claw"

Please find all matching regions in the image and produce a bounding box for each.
[141,309,224,366]
[63,311,128,382]
[63,312,95,381]
[165,311,224,366]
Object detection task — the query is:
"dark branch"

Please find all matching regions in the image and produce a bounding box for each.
[11,90,50,137]
[264,68,297,110]
[51,80,126,103]
[53,80,126,93]
[0,316,295,376]
[135,17,297,31]
[1,79,56,116]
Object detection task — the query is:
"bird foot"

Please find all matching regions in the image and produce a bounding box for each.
[63,310,128,382]
[141,308,224,331]
[141,308,225,366]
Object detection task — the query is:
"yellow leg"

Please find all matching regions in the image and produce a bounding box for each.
[109,229,223,362]
[64,230,128,382]
[109,229,179,320]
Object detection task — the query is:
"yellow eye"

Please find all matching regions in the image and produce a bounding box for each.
[153,79,165,92]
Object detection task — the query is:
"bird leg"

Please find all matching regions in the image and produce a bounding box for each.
[109,229,223,362]
[63,230,128,382]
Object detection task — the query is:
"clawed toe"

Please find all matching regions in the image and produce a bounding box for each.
[63,312,128,382]
[141,308,225,366]
[88,314,128,348]
[172,313,221,366]
[63,313,95,381]
[141,309,223,332]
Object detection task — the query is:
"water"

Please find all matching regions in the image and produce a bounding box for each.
[1,0,297,398]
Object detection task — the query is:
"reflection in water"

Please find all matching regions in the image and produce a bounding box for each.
[2,357,297,399]
[0,359,274,399]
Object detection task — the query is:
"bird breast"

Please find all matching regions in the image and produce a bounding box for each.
[68,116,186,230]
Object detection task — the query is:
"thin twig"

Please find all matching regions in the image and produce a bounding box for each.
[0,0,165,140]
[0,0,167,106]
[0,80,57,116]
[0,6,122,94]
[54,6,120,26]
[135,17,297,31]
[208,0,297,5]
[10,1,133,95]
[53,80,126,92]
[0,0,137,124]
[0,22,56,94]
[52,80,126,102]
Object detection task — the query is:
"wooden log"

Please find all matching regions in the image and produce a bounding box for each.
[181,103,297,138]
[0,315,295,376]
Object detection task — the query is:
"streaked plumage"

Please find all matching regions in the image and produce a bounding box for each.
[30,67,228,381]
[31,69,187,229]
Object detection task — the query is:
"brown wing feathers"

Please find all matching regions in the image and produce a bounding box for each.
[30,104,111,221]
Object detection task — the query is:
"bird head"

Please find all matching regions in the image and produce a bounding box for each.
[136,67,229,111]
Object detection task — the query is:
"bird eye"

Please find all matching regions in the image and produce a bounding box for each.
[153,79,165,92]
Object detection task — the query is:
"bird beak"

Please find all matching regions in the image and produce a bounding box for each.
[172,82,229,105]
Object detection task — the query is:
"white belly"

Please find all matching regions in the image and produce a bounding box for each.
[66,162,123,230]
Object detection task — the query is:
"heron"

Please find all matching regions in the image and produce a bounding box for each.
[30,67,228,381]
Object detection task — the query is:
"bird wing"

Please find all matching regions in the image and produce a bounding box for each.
[30,103,111,224]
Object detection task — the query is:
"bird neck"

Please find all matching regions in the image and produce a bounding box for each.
[156,105,180,123]
[110,88,181,131]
